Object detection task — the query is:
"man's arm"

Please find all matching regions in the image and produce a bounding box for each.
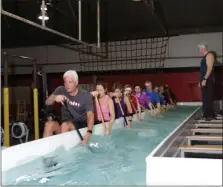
[86,111,94,131]
[84,93,95,131]
[204,53,214,79]
[45,86,63,105]
[45,94,56,105]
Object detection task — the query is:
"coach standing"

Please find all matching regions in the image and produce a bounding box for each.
[197,43,215,121]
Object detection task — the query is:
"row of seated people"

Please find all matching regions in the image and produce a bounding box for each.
[91,81,177,128]
[43,70,176,144]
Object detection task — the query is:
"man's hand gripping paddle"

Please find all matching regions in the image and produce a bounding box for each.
[63,100,93,153]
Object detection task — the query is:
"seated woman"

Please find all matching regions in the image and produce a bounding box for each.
[133,85,153,111]
[109,84,132,128]
[91,82,115,136]
[123,84,142,121]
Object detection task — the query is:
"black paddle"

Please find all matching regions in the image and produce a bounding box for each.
[123,112,128,127]
[117,97,128,127]
[63,100,93,152]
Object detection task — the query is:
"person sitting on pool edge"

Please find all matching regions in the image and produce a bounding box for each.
[143,81,161,114]
[154,85,165,108]
[91,82,115,136]
[43,70,94,144]
[123,84,142,121]
[109,84,132,128]
[164,85,177,107]
[133,85,153,112]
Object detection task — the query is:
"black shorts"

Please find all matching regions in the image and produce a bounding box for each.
[94,120,109,125]
[126,113,134,117]
[61,120,87,129]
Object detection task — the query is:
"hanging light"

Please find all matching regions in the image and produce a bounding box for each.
[40,6,47,11]
[38,1,49,22]
[38,12,49,20]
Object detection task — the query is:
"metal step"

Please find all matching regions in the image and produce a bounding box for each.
[197,119,222,124]
[216,116,223,120]
[191,128,223,135]
[195,123,223,128]
[179,145,223,157]
[186,135,223,145]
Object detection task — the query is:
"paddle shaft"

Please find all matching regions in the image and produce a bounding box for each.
[95,96,106,127]
[64,102,83,141]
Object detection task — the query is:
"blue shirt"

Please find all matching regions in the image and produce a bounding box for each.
[142,89,160,106]
[159,93,164,105]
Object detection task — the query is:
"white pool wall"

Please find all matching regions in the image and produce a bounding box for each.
[2,112,143,172]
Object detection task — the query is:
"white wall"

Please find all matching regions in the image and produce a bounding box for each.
[2,32,222,74]
[166,32,222,68]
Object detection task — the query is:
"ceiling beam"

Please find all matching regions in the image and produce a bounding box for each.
[168,25,223,35]
[142,0,167,35]
[57,44,108,59]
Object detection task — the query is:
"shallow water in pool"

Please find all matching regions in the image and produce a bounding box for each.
[3,106,198,185]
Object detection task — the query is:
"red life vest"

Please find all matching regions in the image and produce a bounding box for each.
[129,95,138,114]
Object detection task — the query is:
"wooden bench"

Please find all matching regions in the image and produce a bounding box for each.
[186,135,223,145]
[191,128,223,135]
[195,123,223,128]
[179,145,223,157]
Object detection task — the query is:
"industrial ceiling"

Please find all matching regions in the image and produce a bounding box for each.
[2,0,223,48]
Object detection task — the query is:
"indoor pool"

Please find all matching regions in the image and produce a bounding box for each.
[2,106,198,185]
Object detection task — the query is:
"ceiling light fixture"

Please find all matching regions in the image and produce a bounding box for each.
[40,6,47,11]
[38,1,49,24]
[38,12,49,20]
[132,0,142,2]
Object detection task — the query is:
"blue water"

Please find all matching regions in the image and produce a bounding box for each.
[3,106,198,185]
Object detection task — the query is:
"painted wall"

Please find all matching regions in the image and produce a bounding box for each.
[1,32,222,117]
[2,32,222,74]
[4,67,221,117]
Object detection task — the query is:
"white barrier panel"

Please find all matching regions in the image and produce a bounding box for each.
[2,113,141,172]
[146,157,222,185]
[146,102,222,185]
[177,102,202,106]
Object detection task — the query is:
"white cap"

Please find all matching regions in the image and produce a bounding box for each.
[125,87,132,92]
